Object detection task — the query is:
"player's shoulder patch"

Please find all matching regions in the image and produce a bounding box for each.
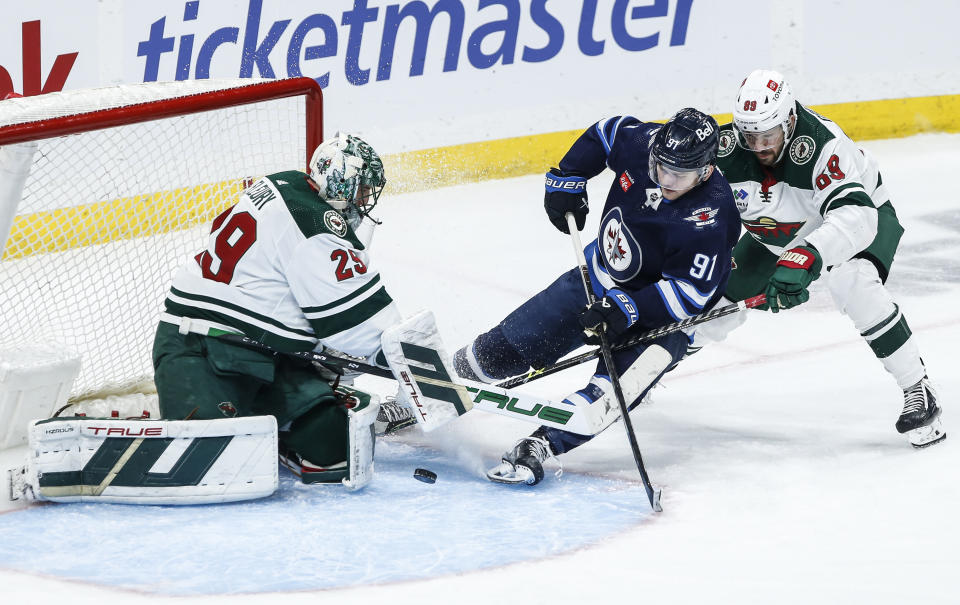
[788,135,816,165]
[323,209,349,237]
[682,206,720,229]
[717,128,737,158]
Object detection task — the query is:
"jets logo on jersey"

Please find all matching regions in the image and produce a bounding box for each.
[718,129,736,158]
[644,188,663,210]
[743,216,806,246]
[683,207,719,229]
[619,170,635,192]
[600,208,642,280]
[789,136,816,165]
[604,221,630,268]
[323,210,349,237]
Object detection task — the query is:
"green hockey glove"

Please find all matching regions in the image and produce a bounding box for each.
[764,245,822,313]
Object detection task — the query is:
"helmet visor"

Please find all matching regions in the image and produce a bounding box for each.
[735,124,784,152]
[648,156,702,191]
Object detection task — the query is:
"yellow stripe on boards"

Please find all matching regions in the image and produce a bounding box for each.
[383,93,960,194]
[4,94,958,259]
[2,180,245,260]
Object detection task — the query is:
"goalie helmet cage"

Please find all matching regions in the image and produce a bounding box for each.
[0,77,323,399]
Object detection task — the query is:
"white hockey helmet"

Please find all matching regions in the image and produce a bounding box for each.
[308,132,386,225]
[732,69,796,153]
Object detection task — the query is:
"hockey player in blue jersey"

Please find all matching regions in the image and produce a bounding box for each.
[454,108,741,485]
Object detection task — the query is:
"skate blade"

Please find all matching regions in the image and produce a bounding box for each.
[909,418,946,449]
[486,463,536,485]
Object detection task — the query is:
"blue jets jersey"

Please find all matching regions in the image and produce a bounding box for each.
[559,116,741,330]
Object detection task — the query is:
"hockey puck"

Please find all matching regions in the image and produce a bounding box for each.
[413,468,437,484]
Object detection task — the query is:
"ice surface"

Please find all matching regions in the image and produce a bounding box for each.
[1,133,959,604]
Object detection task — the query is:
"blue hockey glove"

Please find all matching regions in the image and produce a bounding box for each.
[764,245,823,313]
[578,289,639,344]
[544,168,588,233]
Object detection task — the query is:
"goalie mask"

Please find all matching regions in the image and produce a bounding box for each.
[309,132,386,228]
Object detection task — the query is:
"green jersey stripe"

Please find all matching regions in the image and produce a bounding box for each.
[818,183,872,216]
[310,287,394,339]
[302,274,382,314]
[163,302,318,352]
[168,287,314,337]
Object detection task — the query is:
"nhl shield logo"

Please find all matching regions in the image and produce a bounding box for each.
[323,209,349,237]
[789,135,816,165]
[718,129,736,158]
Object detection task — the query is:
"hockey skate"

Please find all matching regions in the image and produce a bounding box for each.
[486,436,560,485]
[897,377,946,448]
[375,397,416,436]
[278,444,348,484]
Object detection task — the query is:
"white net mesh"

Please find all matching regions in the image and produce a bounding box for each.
[0,79,316,398]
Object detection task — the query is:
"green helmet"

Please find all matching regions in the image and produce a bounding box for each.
[308,132,386,226]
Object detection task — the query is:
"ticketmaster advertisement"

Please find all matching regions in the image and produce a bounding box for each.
[1,1,959,154]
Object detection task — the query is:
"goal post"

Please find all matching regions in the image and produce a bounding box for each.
[0,77,323,407]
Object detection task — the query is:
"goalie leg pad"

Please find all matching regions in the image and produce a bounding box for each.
[381,310,473,432]
[278,386,379,490]
[12,415,278,505]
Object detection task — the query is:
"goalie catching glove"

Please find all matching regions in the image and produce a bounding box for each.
[578,288,639,344]
[764,244,822,313]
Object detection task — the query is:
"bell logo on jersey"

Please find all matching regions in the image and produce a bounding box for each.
[619,170,634,192]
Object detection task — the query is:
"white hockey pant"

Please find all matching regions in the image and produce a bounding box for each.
[826,258,925,389]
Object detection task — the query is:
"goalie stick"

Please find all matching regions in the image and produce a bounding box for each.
[496,293,768,390]
[215,333,610,435]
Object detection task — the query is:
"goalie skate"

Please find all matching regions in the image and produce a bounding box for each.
[375,397,416,436]
[7,464,33,502]
[486,436,559,485]
[897,377,946,448]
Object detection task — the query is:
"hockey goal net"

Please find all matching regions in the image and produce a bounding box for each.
[0,77,323,400]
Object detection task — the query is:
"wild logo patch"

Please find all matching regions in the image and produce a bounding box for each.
[323,209,349,237]
[718,129,736,158]
[789,135,816,165]
[742,216,806,246]
[218,401,238,417]
[683,207,719,229]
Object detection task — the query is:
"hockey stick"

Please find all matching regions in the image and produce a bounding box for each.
[564,213,662,513]
[496,293,767,390]
[217,333,396,380]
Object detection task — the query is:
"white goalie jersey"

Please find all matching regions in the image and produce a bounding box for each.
[161,170,400,359]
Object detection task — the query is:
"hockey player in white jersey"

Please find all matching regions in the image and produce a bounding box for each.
[704,69,944,448]
[152,132,414,485]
